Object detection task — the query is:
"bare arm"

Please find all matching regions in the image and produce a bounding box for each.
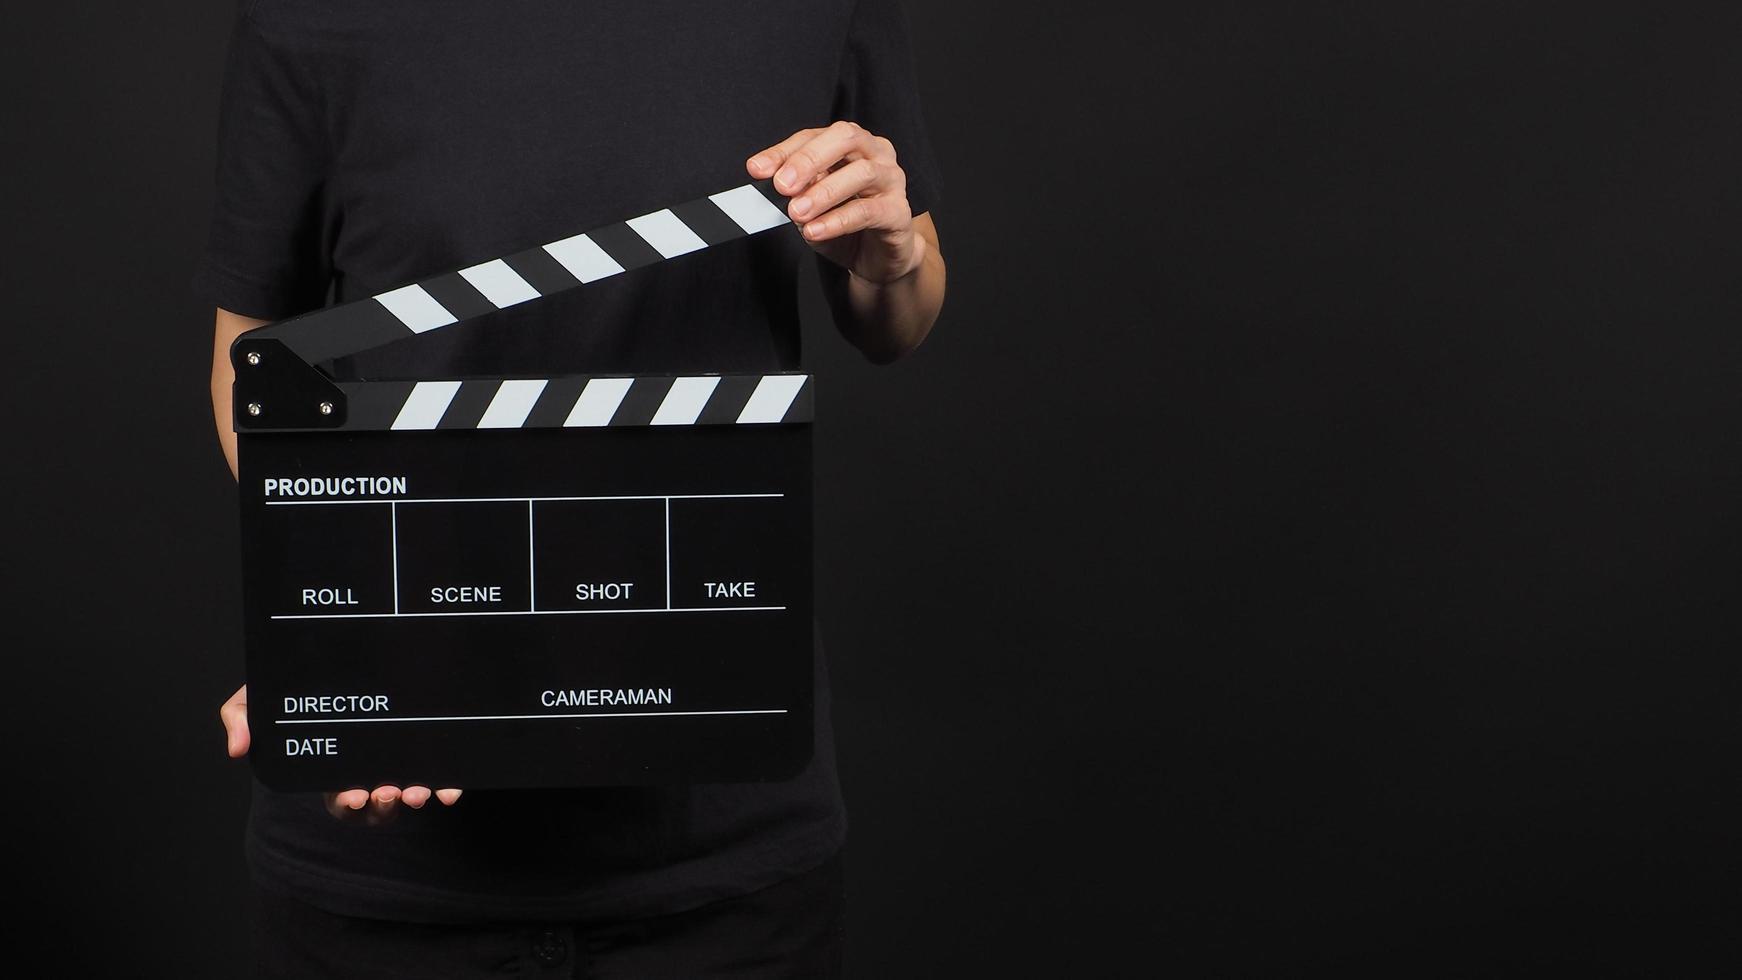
[816,212,944,363]
[210,307,268,480]
[208,307,461,813]
[749,122,947,363]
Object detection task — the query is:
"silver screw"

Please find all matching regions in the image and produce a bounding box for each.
[245,351,261,366]
[246,403,262,417]
[318,402,334,416]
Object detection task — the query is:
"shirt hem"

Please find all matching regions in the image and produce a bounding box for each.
[244,816,847,926]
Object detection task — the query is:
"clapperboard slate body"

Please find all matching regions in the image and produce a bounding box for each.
[235,181,814,791]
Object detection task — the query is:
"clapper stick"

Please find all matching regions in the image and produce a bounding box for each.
[234,177,818,790]
[233,180,811,433]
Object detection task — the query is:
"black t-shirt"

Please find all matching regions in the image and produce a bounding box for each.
[191,0,940,923]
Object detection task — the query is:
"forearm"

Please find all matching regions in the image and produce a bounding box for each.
[210,308,270,480]
[747,124,947,363]
[819,229,947,364]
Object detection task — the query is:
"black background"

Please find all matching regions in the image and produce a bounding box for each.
[4,1,1739,975]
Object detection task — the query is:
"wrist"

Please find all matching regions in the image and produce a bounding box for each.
[850,230,927,287]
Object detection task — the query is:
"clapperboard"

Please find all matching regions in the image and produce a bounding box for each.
[234,182,813,791]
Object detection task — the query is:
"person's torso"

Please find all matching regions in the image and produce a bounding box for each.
[255,0,858,378]
[242,0,857,922]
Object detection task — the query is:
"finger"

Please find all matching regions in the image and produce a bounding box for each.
[220,686,250,758]
[334,789,370,812]
[772,122,882,196]
[803,196,907,244]
[401,786,432,809]
[435,788,464,806]
[747,127,824,180]
[368,787,401,822]
[789,158,894,222]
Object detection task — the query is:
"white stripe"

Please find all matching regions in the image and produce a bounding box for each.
[374,284,457,333]
[709,184,790,234]
[626,209,708,259]
[651,376,721,426]
[543,233,625,283]
[458,259,540,308]
[562,377,634,427]
[390,381,463,430]
[736,375,807,424]
[477,379,548,429]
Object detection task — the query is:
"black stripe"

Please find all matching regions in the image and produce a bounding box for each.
[260,300,411,367]
[332,375,809,430]
[670,198,746,247]
[523,376,590,428]
[501,246,581,296]
[696,374,760,425]
[436,380,501,430]
[418,271,498,322]
[586,222,665,271]
[254,183,799,365]
[337,381,419,431]
[609,377,673,426]
[780,375,815,423]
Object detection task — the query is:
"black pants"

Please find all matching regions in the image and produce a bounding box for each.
[250,851,846,979]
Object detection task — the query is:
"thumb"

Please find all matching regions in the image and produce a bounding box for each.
[221,684,251,758]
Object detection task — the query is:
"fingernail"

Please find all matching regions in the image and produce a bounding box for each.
[777,167,797,188]
[791,197,812,218]
[805,222,823,238]
[749,155,769,172]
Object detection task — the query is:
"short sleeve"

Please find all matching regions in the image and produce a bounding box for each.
[189,5,331,322]
[832,0,944,217]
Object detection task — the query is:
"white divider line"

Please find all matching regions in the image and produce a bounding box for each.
[271,606,787,621]
[265,493,784,506]
[277,708,788,725]
[527,500,536,612]
[390,502,400,616]
[664,497,672,610]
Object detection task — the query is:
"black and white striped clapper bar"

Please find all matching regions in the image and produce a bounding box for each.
[233,181,814,791]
